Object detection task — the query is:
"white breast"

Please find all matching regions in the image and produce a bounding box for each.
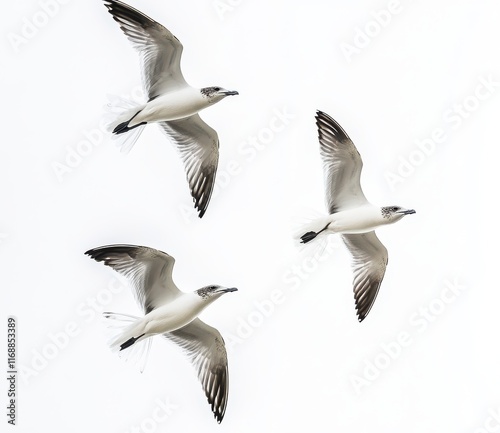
[143,294,206,335]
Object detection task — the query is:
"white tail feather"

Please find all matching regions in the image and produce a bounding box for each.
[113,124,147,154]
[294,214,331,242]
[104,95,146,154]
[103,312,152,373]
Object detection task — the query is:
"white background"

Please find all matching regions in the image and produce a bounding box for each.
[2,0,500,432]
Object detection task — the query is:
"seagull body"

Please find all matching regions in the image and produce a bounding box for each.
[119,291,217,342]
[103,0,238,217]
[299,111,415,322]
[85,244,237,423]
[312,205,399,235]
[127,88,221,127]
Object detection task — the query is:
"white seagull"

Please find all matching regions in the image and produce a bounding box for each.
[85,244,238,423]
[298,111,416,322]
[103,0,239,217]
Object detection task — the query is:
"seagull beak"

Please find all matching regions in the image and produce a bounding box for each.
[223,287,238,293]
[398,209,416,215]
[223,90,239,96]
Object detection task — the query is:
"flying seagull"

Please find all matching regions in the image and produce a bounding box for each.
[298,111,416,322]
[103,0,238,217]
[85,244,238,423]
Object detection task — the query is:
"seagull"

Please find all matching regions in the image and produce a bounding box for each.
[298,111,416,322]
[103,0,239,218]
[85,244,238,423]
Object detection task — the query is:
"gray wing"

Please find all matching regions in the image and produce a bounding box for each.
[342,232,388,322]
[159,116,219,218]
[164,319,229,423]
[85,244,181,314]
[316,110,368,213]
[104,0,187,98]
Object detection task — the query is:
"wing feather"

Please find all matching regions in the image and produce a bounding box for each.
[164,319,229,423]
[159,116,219,218]
[316,110,368,213]
[104,0,187,98]
[85,244,181,313]
[342,232,388,322]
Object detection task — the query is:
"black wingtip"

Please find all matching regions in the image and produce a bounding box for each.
[315,110,336,128]
[103,0,126,10]
[84,245,140,263]
[85,247,105,261]
[315,109,330,122]
[300,231,318,244]
[84,248,97,258]
[356,308,369,322]
[102,0,117,13]
[194,191,212,218]
[214,409,224,423]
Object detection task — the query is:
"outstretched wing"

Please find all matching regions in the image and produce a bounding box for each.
[104,0,187,98]
[159,115,219,218]
[85,244,181,313]
[164,319,229,423]
[316,110,368,213]
[342,232,388,322]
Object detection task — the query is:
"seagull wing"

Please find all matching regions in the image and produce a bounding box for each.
[159,116,219,218]
[104,0,187,98]
[164,318,229,423]
[85,244,181,314]
[316,110,368,213]
[342,232,388,322]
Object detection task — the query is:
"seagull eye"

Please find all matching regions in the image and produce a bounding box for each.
[392,207,399,212]
[214,87,220,92]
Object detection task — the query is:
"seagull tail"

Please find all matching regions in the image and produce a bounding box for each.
[104,95,147,154]
[102,312,152,373]
[294,216,332,245]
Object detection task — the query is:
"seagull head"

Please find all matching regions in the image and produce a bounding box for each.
[200,86,239,103]
[381,206,416,222]
[196,285,238,301]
